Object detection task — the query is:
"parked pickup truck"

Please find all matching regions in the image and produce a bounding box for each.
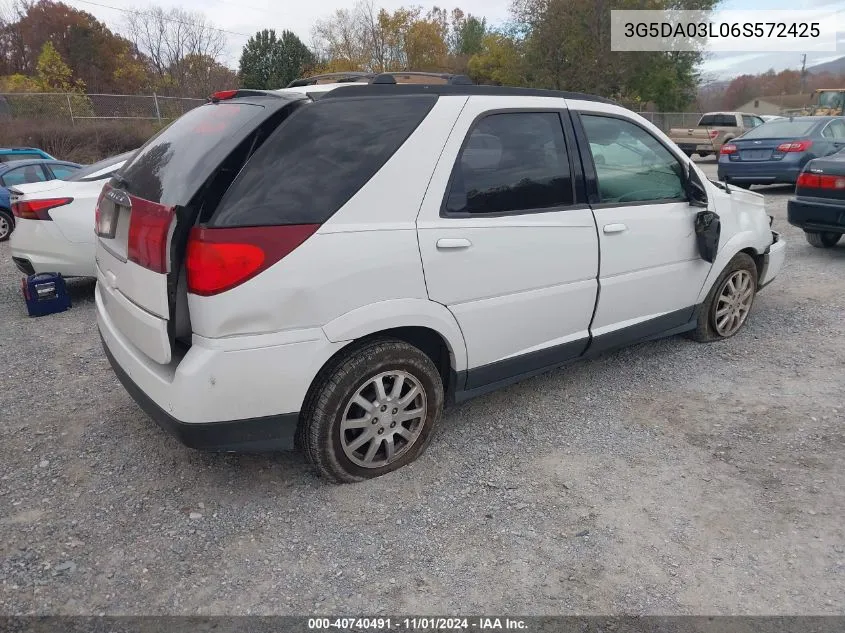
[670,112,766,158]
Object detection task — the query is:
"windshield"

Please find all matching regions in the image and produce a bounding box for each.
[66,150,137,182]
[741,120,819,139]
[818,91,843,108]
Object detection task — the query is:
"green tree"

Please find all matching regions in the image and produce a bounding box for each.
[36,41,81,91]
[239,29,314,89]
[467,32,524,86]
[276,30,314,86]
[239,29,281,89]
[2,0,151,93]
[513,0,719,107]
[454,14,486,56]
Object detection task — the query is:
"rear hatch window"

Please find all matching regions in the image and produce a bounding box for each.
[699,114,736,126]
[95,93,306,364]
[741,120,818,139]
[208,94,437,227]
[118,99,297,206]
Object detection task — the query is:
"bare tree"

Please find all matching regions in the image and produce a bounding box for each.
[0,0,27,75]
[312,4,371,70]
[124,5,227,95]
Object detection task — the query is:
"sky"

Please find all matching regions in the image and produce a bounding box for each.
[60,0,845,80]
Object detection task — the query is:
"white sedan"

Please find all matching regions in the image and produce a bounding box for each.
[10,151,134,277]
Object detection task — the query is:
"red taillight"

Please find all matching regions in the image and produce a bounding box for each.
[186,224,320,296]
[776,140,813,153]
[796,172,845,190]
[211,89,238,101]
[797,172,820,188]
[720,144,737,155]
[127,198,174,274]
[11,197,72,220]
[708,130,720,139]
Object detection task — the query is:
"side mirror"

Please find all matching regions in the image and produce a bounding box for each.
[686,164,708,208]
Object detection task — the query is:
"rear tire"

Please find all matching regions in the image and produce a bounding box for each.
[805,231,842,248]
[0,209,13,242]
[299,338,444,483]
[689,252,758,343]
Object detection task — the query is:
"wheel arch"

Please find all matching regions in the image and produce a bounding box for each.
[320,298,468,398]
[695,233,766,304]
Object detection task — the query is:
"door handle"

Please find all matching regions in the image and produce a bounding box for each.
[603,223,628,234]
[436,238,472,250]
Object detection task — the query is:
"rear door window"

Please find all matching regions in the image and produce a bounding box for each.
[119,97,303,206]
[828,119,845,138]
[49,164,80,179]
[1,164,48,187]
[210,95,437,227]
[444,112,574,215]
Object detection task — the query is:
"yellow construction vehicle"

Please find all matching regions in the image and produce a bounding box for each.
[801,89,845,116]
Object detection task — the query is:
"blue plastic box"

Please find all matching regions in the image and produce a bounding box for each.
[21,273,71,317]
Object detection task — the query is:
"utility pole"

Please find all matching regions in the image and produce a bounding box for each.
[800,53,807,92]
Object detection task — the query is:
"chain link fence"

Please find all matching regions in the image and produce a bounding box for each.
[0,93,206,123]
[637,112,703,131]
[0,92,707,133]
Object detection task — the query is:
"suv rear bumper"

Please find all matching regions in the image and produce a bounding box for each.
[96,282,344,452]
[101,337,300,451]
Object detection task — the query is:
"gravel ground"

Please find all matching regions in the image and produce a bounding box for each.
[1,160,844,615]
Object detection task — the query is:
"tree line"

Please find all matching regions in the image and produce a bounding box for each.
[715,68,845,111]
[2,0,719,111]
[0,0,236,96]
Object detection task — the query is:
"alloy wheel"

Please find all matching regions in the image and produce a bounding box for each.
[714,269,754,337]
[340,371,427,469]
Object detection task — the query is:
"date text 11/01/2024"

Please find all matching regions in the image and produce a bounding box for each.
[308,618,528,630]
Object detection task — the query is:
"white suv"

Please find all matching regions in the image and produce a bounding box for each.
[95,79,786,483]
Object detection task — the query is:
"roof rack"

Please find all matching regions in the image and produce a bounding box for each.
[286,72,374,88]
[286,71,474,88]
[319,83,618,105]
[371,72,474,85]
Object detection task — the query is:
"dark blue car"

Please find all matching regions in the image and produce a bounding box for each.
[717,116,845,189]
[0,158,82,241]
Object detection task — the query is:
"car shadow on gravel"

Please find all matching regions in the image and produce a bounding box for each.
[65,277,96,304]
[748,184,794,196]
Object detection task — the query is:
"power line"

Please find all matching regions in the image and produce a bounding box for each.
[67,0,253,39]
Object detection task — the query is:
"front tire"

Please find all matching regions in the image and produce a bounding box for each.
[299,339,444,483]
[805,231,842,248]
[689,252,758,343]
[0,209,13,242]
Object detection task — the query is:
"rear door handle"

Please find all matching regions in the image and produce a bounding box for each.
[436,238,472,250]
[603,223,628,234]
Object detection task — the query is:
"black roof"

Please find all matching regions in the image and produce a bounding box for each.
[317,83,617,105]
